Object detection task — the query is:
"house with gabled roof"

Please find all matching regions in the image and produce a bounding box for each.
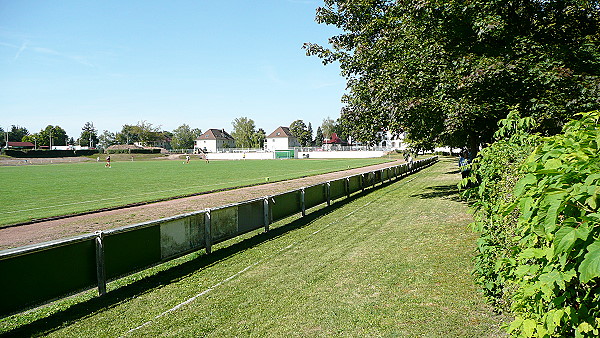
[264,126,300,152]
[194,129,235,153]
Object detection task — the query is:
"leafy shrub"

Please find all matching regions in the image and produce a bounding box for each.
[467,111,600,337]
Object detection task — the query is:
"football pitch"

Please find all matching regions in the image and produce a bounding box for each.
[0,158,390,227]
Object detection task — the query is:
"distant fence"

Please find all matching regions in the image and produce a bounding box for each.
[0,157,438,317]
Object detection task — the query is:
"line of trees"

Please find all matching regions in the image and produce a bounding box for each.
[2,116,347,151]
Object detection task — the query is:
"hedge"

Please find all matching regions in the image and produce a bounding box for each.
[466,111,600,337]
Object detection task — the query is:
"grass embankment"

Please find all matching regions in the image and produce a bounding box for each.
[0,158,389,226]
[0,157,507,336]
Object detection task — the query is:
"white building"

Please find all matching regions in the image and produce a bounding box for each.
[194,129,235,153]
[264,126,300,152]
[377,131,407,150]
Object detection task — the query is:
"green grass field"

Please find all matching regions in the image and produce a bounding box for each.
[0,158,507,336]
[0,158,390,227]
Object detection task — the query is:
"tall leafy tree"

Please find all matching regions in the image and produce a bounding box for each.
[115,121,162,146]
[98,130,117,149]
[320,117,337,139]
[116,124,138,145]
[78,122,98,147]
[171,124,201,149]
[289,120,311,146]
[307,122,314,146]
[0,127,4,148]
[253,128,267,148]
[231,117,257,148]
[7,125,29,142]
[305,0,600,155]
[33,125,67,147]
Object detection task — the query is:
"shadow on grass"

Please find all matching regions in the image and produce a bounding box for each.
[2,167,432,337]
[2,192,372,337]
[411,183,461,201]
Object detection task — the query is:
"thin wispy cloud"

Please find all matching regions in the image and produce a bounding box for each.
[14,40,28,60]
[3,41,96,68]
[263,65,285,85]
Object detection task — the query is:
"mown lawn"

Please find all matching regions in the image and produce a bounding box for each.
[0,158,507,336]
[0,158,389,226]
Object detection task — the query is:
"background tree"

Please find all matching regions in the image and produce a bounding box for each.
[320,117,336,139]
[231,117,257,148]
[133,121,162,146]
[36,125,67,147]
[115,121,162,146]
[116,124,137,145]
[315,126,324,147]
[290,120,311,146]
[305,0,600,155]
[98,130,117,150]
[7,125,29,142]
[307,122,314,146]
[78,122,98,147]
[171,124,201,149]
[0,127,4,148]
[253,128,267,148]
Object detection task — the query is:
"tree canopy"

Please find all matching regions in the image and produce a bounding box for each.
[22,125,67,147]
[290,120,312,147]
[171,124,202,149]
[78,122,98,148]
[231,117,258,148]
[305,0,600,154]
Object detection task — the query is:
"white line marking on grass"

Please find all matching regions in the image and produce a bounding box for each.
[121,173,421,336]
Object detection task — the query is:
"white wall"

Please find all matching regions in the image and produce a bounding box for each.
[298,151,386,159]
[206,152,274,160]
[204,150,387,160]
[265,137,292,152]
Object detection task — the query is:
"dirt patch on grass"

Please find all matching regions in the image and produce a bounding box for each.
[0,160,405,250]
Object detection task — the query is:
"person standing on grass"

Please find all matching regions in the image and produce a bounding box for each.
[186,154,190,164]
[459,152,470,179]
[105,155,111,168]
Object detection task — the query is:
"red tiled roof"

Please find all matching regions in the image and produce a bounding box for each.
[7,142,35,148]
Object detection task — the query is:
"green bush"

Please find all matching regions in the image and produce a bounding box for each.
[467,111,600,337]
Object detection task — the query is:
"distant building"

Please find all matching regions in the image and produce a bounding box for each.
[195,129,235,153]
[6,142,35,149]
[377,131,406,150]
[264,126,300,152]
[134,136,172,150]
[322,132,347,150]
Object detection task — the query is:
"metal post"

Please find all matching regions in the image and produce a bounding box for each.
[361,173,365,192]
[204,210,212,254]
[345,177,350,199]
[301,188,306,217]
[263,198,270,232]
[326,182,331,206]
[95,231,107,296]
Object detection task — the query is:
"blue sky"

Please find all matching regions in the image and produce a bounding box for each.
[0,0,344,139]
